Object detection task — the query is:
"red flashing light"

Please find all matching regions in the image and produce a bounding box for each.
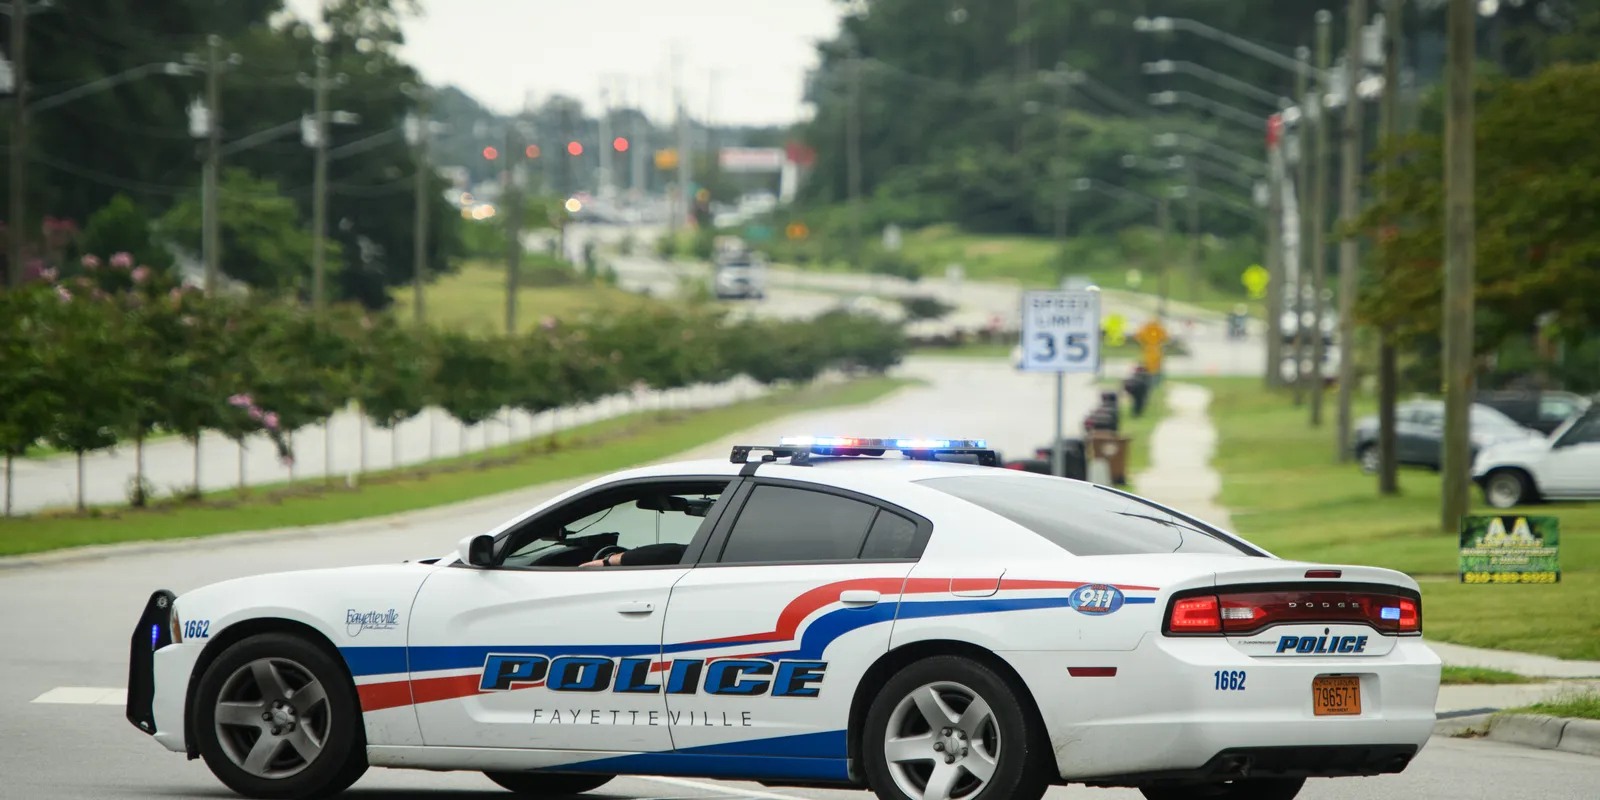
[1168,596,1221,633]
[568,141,584,156]
[525,144,541,159]
[482,146,499,161]
[614,137,630,152]
[1397,598,1420,633]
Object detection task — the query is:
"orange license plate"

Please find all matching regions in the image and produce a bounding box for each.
[1312,675,1362,716]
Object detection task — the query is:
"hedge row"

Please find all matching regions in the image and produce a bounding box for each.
[0,257,907,472]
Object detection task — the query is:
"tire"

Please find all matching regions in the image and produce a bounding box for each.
[1140,778,1305,800]
[1356,444,1379,475]
[484,772,614,796]
[193,633,368,799]
[862,655,1050,800]
[1484,469,1533,509]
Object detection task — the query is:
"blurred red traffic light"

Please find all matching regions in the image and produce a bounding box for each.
[613,137,629,152]
[525,144,541,159]
[482,146,499,160]
[568,141,584,156]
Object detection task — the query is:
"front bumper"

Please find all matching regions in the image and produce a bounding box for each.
[1006,632,1441,784]
[126,589,201,754]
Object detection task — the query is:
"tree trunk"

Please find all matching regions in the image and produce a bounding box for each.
[237,439,246,493]
[76,451,86,512]
[134,434,146,507]
[192,435,202,498]
[4,453,13,517]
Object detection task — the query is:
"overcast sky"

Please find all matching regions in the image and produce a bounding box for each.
[282,0,842,126]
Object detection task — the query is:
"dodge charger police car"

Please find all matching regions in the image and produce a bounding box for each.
[128,437,1440,800]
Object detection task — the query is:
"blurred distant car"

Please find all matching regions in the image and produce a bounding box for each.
[1351,400,1541,474]
[1474,390,1590,436]
[713,252,767,300]
[1474,405,1600,508]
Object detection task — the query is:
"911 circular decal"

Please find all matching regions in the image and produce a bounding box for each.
[1070,584,1125,615]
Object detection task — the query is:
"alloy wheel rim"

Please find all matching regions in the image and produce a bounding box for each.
[1488,475,1519,508]
[1359,448,1379,473]
[214,657,331,779]
[884,681,1000,800]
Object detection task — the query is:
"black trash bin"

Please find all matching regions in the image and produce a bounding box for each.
[1032,438,1086,480]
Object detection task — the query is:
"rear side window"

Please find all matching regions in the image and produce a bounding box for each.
[917,475,1259,557]
[718,486,877,564]
[860,510,924,560]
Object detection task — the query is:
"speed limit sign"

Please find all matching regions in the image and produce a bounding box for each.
[1020,290,1101,373]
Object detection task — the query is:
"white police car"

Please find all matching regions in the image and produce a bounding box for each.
[128,437,1440,800]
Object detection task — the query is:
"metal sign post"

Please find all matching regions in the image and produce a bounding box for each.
[1020,289,1103,477]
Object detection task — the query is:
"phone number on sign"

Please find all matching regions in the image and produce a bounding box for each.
[1461,571,1558,584]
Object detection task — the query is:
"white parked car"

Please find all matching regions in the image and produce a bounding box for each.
[1473,407,1600,508]
[129,437,1439,800]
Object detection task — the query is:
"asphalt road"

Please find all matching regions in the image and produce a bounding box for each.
[3,359,1594,798]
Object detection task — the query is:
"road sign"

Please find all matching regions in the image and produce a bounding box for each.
[1135,320,1169,374]
[1104,314,1127,347]
[785,222,810,240]
[1020,290,1101,373]
[654,149,679,170]
[1242,264,1270,299]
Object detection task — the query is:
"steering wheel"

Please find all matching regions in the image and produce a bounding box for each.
[592,545,628,565]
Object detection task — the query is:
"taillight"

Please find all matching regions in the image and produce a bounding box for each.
[1168,595,1221,633]
[1395,598,1420,633]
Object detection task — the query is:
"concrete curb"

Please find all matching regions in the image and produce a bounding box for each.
[1487,714,1600,757]
[1434,711,1494,737]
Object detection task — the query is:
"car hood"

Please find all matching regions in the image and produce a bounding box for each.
[1473,436,1552,470]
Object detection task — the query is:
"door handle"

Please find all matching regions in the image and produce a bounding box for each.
[840,590,880,606]
[616,601,655,615]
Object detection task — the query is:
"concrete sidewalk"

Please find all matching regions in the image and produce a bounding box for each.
[1136,382,1600,685]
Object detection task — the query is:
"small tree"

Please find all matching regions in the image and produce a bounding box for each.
[0,284,64,515]
[79,195,174,275]
[40,280,138,510]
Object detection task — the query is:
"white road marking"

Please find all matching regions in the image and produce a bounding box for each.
[32,687,127,705]
[641,776,807,800]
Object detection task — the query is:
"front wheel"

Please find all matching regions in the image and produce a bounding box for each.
[484,772,614,796]
[862,656,1050,800]
[1356,444,1379,475]
[1484,469,1533,509]
[193,633,368,799]
[1141,778,1305,800]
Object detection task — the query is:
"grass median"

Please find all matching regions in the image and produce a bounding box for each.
[1195,377,1600,661]
[0,377,913,558]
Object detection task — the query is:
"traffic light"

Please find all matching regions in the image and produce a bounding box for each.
[525,144,541,159]
[567,141,583,156]
[613,137,629,152]
[482,146,499,160]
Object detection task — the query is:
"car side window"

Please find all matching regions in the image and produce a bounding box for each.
[1558,416,1600,447]
[1540,397,1576,423]
[499,481,727,569]
[716,485,877,564]
[859,509,926,560]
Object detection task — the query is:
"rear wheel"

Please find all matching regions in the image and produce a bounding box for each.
[483,772,613,796]
[194,633,367,799]
[1484,469,1533,508]
[862,656,1049,800]
[1356,444,1379,474]
[1140,778,1305,800]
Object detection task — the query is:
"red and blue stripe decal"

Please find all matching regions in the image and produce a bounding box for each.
[346,577,1156,713]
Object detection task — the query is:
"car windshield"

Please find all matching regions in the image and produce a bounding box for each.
[916,474,1261,557]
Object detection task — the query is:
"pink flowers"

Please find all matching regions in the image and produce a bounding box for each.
[228,394,254,408]
[230,393,282,434]
[55,285,72,303]
[110,252,134,269]
[131,266,151,284]
[263,412,280,431]
[81,254,101,270]
[541,316,558,330]
[248,407,264,421]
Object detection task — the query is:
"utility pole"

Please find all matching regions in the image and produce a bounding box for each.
[1157,194,1172,322]
[1291,46,1313,405]
[409,92,432,325]
[1015,0,1033,153]
[504,123,522,335]
[1052,74,1070,244]
[1186,161,1200,302]
[1335,0,1368,461]
[7,0,28,287]
[631,77,646,196]
[597,82,612,198]
[1376,0,1403,495]
[310,49,331,312]
[674,69,691,232]
[202,35,223,294]
[846,53,863,263]
[1265,116,1286,388]
[1441,0,1476,532]
[1308,10,1333,427]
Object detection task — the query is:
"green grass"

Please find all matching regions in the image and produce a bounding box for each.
[1508,691,1600,720]
[1116,381,1167,480]
[1196,377,1600,661]
[0,378,913,557]
[911,342,1016,360]
[1440,666,1532,685]
[393,260,660,333]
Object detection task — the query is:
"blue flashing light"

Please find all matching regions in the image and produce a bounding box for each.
[1380,607,1401,620]
[151,623,161,648]
[778,436,988,450]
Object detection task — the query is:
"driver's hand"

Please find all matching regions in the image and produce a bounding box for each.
[580,552,623,568]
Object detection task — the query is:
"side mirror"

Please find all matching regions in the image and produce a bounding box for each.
[457,534,495,568]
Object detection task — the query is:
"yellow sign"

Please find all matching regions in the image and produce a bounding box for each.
[786,222,810,240]
[654,149,679,170]
[1242,264,1270,299]
[1103,314,1127,347]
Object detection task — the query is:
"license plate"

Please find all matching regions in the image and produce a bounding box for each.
[1312,675,1362,716]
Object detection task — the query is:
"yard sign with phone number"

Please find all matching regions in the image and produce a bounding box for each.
[1020,290,1101,373]
[1459,515,1560,584]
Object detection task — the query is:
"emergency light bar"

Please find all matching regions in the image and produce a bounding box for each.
[731,437,999,466]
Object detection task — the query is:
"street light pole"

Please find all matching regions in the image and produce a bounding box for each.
[1186,161,1200,302]
[505,123,522,335]
[1291,46,1313,405]
[1335,0,1368,462]
[7,0,28,287]
[408,92,432,326]
[1440,0,1477,532]
[310,49,331,312]
[203,36,222,294]
[1376,0,1403,495]
[1308,10,1333,428]
[1265,115,1286,388]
